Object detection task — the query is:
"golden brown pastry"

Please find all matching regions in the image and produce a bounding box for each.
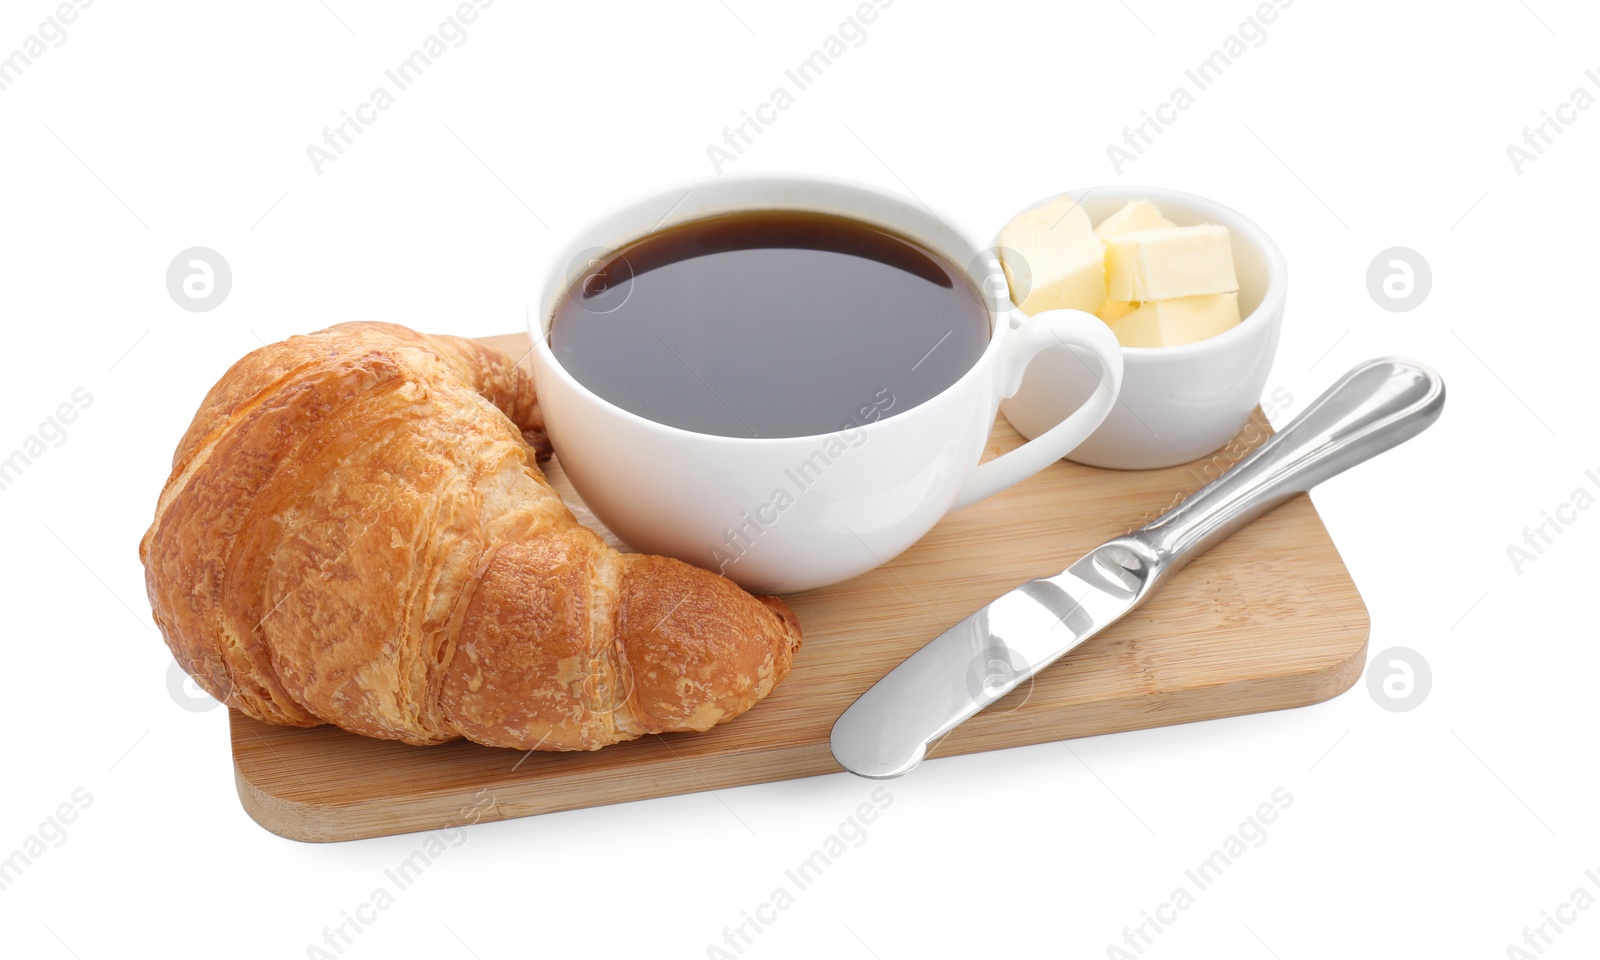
[141,322,801,750]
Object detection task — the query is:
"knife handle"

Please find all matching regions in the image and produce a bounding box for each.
[1134,357,1445,568]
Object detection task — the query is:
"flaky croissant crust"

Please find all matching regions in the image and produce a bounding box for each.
[141,322,801,750]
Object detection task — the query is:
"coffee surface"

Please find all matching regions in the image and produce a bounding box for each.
[549,210,989,438]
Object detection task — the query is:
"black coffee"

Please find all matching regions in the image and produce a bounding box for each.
[549,210,989,438]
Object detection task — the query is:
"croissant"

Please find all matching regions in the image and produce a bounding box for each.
[141,322,801,751]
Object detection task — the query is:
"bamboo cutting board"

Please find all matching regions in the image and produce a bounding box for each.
[231,332,1369,842]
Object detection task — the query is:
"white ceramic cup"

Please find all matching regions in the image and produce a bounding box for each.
[528,174,1123,593]
[999,186,1287,470]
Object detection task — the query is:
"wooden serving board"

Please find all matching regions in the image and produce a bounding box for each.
[231,333,1369,842]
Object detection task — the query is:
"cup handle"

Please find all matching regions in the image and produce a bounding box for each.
[951,308,1123,511]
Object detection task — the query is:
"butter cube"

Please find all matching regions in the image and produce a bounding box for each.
[998,196,1106,316]
[1097,299,1137,324]
[1094,200,1174,239]
[1103,224,1238,302]
[1110,293,1241,348]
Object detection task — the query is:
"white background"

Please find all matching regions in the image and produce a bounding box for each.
[1,1,1596,957]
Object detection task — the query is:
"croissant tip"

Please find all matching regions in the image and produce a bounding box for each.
[521,429,554,461]
[758,595,802,645]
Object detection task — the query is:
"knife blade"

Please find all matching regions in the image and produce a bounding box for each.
[830,357,1446,779]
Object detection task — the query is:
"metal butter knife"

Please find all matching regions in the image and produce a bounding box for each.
[830,357,1445,779]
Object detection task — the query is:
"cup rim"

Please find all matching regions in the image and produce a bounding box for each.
[998,184,1288,358]
[529,170,1014,447]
